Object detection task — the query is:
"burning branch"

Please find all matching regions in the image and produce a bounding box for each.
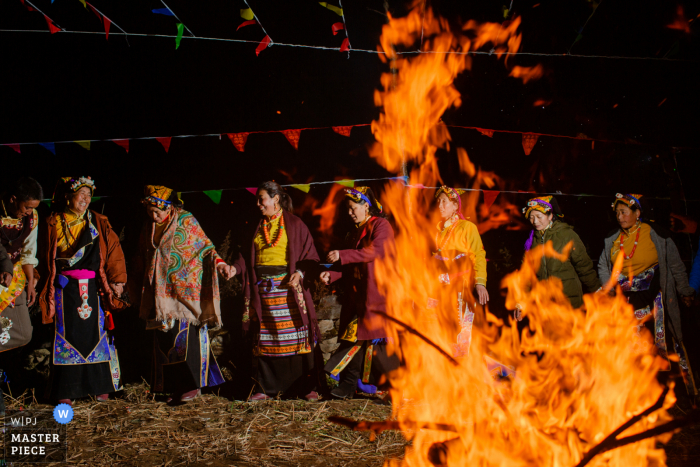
[374,310,460,366]
[328,415,458,438]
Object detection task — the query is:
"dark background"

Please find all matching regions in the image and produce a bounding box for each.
[1,0,699,394]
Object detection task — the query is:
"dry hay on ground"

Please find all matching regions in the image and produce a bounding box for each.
[1,383,408,467]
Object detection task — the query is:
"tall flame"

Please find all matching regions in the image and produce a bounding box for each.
[366,5,675,467]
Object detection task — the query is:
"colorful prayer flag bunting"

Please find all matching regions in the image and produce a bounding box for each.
[78,0,86,7]
[156,137,172,153]
[39,142,55,155]
[332,22,344,35]
[477,128,494,137]
[282,129,301,149]
[319,2,343,16]
[175,23,184,49]
[290,184,311,193]
[340,37,350,52]
[227,133,249,152]
[87,3,110,40]
[74,140,91,150]
[237,20,256,31]
[482,191,500,210]
[522,133,538,155]
[3,144,20,154]
[152,8,174,16]
[20,0,35,12]
[256,35,271,56]
[112,139,129,153]
[335,179,354,188]
[44,15,61,34]
[246,188,258,196]
[332,126,352,137]
[240,8,255,20]
[203,190,223,204]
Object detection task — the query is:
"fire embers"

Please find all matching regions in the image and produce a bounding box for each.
[77,280,92,320]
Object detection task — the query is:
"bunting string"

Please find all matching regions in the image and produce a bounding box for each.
[158,0,195,37]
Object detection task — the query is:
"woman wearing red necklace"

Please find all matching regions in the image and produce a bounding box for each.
[598,193,696,398]
[244,181,321,401]
[320,187,398,399]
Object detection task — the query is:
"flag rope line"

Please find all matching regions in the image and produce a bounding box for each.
[159,0,195,37]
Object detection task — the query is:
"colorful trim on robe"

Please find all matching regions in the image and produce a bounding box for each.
[0,263,26,311]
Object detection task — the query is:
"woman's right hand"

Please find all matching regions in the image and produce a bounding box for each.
[320,271,331,285]
[326,250,340,263]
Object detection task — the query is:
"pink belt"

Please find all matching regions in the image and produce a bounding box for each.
[61,269,96,280]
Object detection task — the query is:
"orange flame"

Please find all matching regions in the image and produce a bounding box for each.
[363,5,675,466]
[311,183,345,251]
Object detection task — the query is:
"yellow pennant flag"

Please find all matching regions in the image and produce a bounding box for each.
[74,140,91,150]
[335,179,354,188]
[290,184,311,193]
[319,2,343,16]
[240,8,254,20]
[79,0,86,7]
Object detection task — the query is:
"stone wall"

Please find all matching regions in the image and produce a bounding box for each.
[315,294,342,361]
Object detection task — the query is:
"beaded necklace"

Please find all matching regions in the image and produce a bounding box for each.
[262,210,285,248]
[619,221,642,260]
[434,214,460,256]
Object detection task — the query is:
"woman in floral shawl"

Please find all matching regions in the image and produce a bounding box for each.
[133,185,243,403]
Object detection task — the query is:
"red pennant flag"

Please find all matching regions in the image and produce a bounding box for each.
[237,20,256,31]
[112,139,129,153]
[104,17,111,39]
[482,190,500,210]
[227,132,249,152]
[332,126,352,137]
[156,137,172,153]
[477,128,494,138]
[255,35,271,56]
[522,133,539,155]
[246,188,258,196]
[20,0,34,11]
[44,15,61,34]
[282,129,301,150]
[332,22,344,35]
[87,3,101,21]
[3,144,20,154]
[340,37,350,52]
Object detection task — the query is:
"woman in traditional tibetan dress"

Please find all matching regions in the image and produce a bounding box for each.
[244,181,321,401]
[432,186,488,358]
[516,196,599,317]
[321,187,398,399]
[39,177,127,405]
[598,193,697,397]
[133,185,241,403]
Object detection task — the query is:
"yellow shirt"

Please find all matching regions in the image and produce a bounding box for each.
[254,214,288,266]
[436,217,487,286]
[56,209,88,258]
[611,222,658,277]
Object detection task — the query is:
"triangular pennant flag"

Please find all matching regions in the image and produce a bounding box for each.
[203,190,223,205]
[319,2,343,16]
[290,184,311,193]
[477,128,494,137]
[74,140,91,150]
[282,129,301,149]
[332,22,344,35]
[41,199,51,207]
[112,139,129,153]
[240,8,255,20]
[87,3,101,21]
[175,23,184,49]
[340,37,350,52]
[91,196,102,202]
[227,132,249,152]
[332,126,352,137]
[44,15,61,34]
[78,0,86,7]
[39,142,56,155]
[522,133,539,155]
[3,144,20,154]
[256,35,271,56]
[246,188,258,196]
[152,8,174,16]
[237,20,256,31]
[482,190,500,210]
[20,0,35,12]
[104,17,111,39]
[335,179,354,188]
[156,137,171,153]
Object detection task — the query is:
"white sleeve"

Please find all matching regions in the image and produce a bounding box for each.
[20,211,39,267]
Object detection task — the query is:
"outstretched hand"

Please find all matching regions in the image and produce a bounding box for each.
[319,271,331,285]
[217,263,237,281]
[326,250,340,263]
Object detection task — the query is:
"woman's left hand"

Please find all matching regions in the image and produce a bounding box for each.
[109,282,125,298]
[217,263,237,280]
[682,294,694,307]
[475,284,489,305]
[326,250,340,263]
[288,271,303,289]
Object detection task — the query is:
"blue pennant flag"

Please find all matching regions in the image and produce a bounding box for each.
[39,142,56,155]
[152,8,175,16]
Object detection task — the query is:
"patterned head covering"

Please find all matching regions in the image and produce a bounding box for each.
[435,186,467,219]
[612,193,643,211]
[142,185,180,210]
[522,195,558,219]
[345,187,383,213]
[51,176,96,208]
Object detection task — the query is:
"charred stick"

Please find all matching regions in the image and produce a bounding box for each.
[374,310,460,366]
[328,415,458,434]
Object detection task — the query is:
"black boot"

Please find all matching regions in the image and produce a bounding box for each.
[330,346,363,399]
[330,381,357,399]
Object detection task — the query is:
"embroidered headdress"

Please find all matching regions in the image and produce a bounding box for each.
[142,185,181,210]
[612,193,643,211]
[435,186,467,220]
[51,176,96,210]
[523,196,563,251]
[344,187,383,213]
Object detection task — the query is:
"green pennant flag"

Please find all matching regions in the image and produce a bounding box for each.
[41,199,51,207]
[335,179,354,188]
[290,184,311,193]
[91,197,102,202]
[175,23,184,49]
[204,190,222,204]
[74,140,91,150]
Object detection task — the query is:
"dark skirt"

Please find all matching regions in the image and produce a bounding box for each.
[324,340,399,393]
[255,352,316,397]
[48,362,116,400]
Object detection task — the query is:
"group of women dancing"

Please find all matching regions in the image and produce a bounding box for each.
[0,176,697,407]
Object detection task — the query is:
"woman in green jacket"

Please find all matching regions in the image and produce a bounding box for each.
[518,196,600,315]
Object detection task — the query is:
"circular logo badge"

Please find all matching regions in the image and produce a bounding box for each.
[53,403,73,424]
